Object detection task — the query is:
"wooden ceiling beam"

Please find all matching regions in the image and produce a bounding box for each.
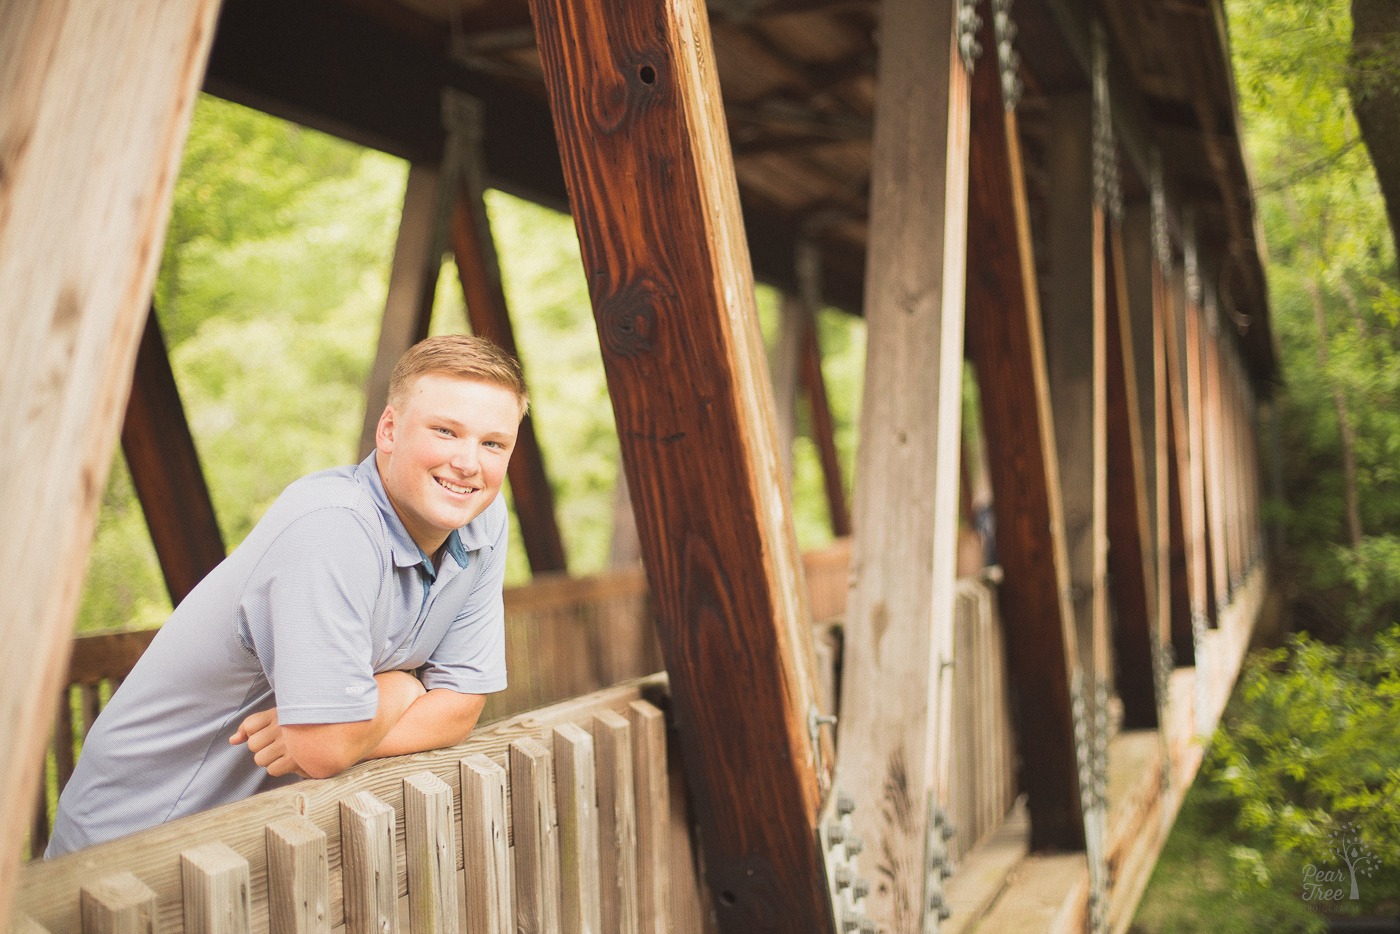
[527,0,835,929]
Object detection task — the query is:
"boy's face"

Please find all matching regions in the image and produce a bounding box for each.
[374,373,521,555]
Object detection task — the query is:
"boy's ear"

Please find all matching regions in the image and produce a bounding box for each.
[374,405,397,452]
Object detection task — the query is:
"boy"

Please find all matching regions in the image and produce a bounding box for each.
[48,335,525,855]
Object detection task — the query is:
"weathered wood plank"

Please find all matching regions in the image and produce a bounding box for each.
[0,0,221,915]
[961,9,1084,850]
[265,817,330,934]
[180,843,252,934]
[525,0,831,928]
[832,0,971,927]
[509,739,561,934]
[358,164,442,459]
[121,307,226,604]
[447,115,567,575]
[460,755,513,934]
[1105,225,1159,729]
[403,773,458,934]
[551,725,601,934]
[79,873,156,934]
[627,702,669,934]
[340,793,399,934]
[591,712,638,934]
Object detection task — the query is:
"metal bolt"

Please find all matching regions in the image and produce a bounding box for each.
[826,821,847,845]
[837,791,857,817]
[941,820,956,842]
[940,862,954,880]
[853,877,871,900]
[846,833,864,856]
[835,866,853,890]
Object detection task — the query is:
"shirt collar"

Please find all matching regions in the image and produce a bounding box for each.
[356,452,470,571]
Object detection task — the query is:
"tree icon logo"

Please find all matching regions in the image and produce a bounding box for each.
[1328,823,1381,900]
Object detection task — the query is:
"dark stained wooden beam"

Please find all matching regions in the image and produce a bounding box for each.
[450,176,568,575]
[121,308,226,606]
[358,165,443,459]
[1104,228,1159,729]
[525,0,833,930]
[799,316,851,538]
[833,0,974,926]
[963,10,1085,853]
[0,0,220,916]
[1162,255,1202,659]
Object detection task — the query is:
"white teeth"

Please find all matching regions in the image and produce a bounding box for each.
[437,478,471,495]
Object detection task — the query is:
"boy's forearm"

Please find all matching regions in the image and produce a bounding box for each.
[364,689,487,760]
[280,671,425,777]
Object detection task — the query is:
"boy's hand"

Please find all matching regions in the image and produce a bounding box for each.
[229,708,307,778]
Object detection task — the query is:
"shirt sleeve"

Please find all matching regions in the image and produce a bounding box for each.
[419,501,509,695]
[239,507,384,725]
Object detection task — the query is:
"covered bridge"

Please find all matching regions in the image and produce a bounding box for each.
[2,0,1275,931]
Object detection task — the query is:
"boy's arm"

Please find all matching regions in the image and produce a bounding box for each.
[362,688,487,760]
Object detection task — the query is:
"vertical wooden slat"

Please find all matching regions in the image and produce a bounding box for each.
[526,0,832,928]
[592,712,638,934]
[265,816,331,934]
[80,684,103,739]
[832,0,972,926]
[770,294,805,485]
[460,755,513,934]
[54,688,77,792]
[0,1,221,916]
[1105,226,1160,728]
[627,702,669,934]
[79,873,156,934]
[799,314,852,537]
[404,772,459,934]
[552,724,602,934]
[448,119,567,575]
[962,9,1084,849]
[121,306,226,605]
[340,793,399,934]
[181,842,252,934]
[510,739,561,934]
[358,164,443,459]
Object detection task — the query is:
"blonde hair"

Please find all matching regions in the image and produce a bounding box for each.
[387,335,529,416]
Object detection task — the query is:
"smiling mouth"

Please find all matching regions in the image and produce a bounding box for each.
[435,477,475,495]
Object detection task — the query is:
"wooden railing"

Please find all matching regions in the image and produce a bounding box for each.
[28,539,1019,882]
[17,676,709,934]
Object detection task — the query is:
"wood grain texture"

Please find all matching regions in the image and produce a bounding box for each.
[831,0,971,928]
[524,0,830,928]
[79,874,155,934]
[358,164,443,459]
[961,10,1084,851]
[551,725,601,934]
[339,793,398,934]
[180,843,252,934]
[798,312,851,537]
[626,702,669,934]
[459,755,512,934]
[121,307,225,604]
[403,773,458,934]
[0,0,221,916]
[591,712,638,934]
[508,739,561,934]
[265,817,330,934]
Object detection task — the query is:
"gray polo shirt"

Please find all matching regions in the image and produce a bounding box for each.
[48,454,509,856]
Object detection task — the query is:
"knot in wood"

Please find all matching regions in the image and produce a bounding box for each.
[597,283,659,357]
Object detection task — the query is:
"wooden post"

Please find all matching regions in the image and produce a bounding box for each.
[403,772,459,934]
[1104,226,1159,729]
[592,712,639,934]
[265,817,331,934]
[510,739,562,934]
[80,874,156,934]
[628,701,670,934]
[526,0,833,929]
[180,843,253,934]
[460,755,514,934]
[0,0,220,919]
[962,7,1085,852]
[122,306,226,604]
[832,0,971,928]
[358,164,443,459]
[340,793,399,934]
[446,98,567,575]
[552,724,603,934]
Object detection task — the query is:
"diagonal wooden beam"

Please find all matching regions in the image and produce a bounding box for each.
[0,0,221,918]
[447,109,567,575]
[833,0,972,927]
[525,0,833,930]
[122,307,226,606]
[1104,226,1159,729]
[358,164,443,459]
[799,315,851,538]
[962,12,1084,853]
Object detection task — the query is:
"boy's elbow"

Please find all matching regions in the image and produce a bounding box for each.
[282,724,371,778]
